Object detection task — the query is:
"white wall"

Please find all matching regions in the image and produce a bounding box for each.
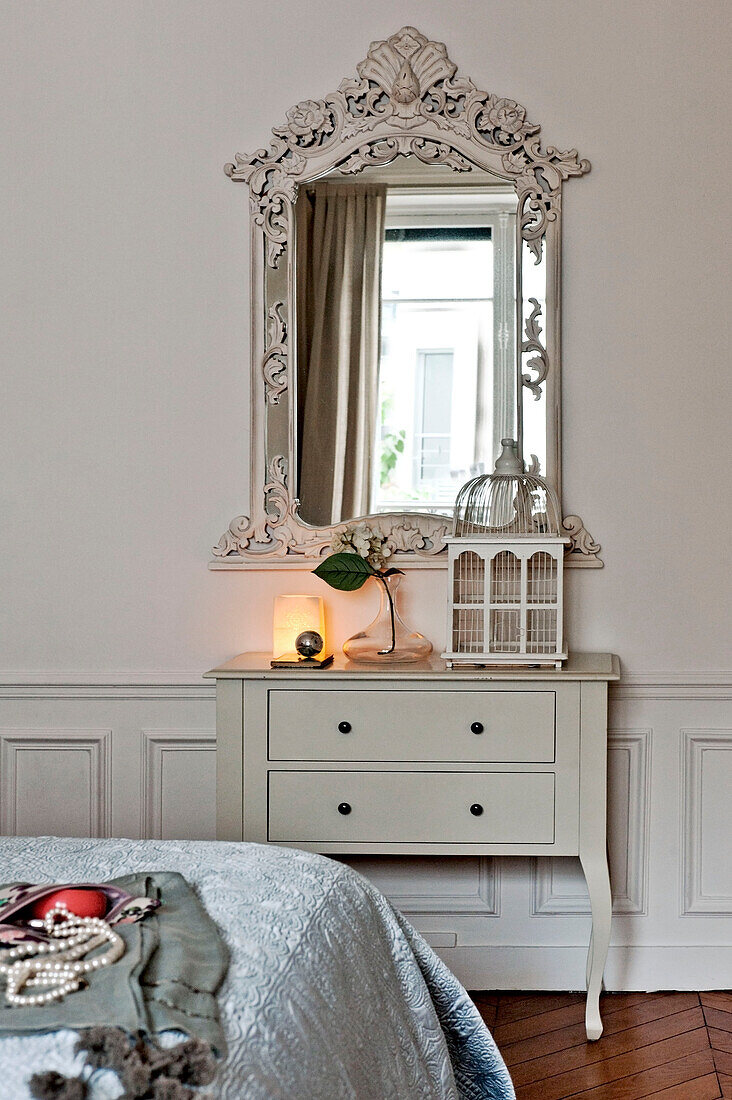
[2,0,731,989]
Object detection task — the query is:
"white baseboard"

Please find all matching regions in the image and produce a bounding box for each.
[431,944,732,991]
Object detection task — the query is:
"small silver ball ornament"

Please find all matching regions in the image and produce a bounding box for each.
[295,630,324,658]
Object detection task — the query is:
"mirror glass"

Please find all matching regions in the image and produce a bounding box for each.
[294,159,521,528]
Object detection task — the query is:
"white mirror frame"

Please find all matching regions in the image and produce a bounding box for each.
[211,26,602,569]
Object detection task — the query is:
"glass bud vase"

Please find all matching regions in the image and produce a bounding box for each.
[343,572,433,664]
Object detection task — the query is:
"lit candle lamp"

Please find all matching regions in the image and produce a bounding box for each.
[272,595,329,667]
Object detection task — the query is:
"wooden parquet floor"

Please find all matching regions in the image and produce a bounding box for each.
[470,990,732,1098]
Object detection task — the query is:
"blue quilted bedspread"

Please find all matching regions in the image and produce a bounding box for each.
[0,836,514,1099]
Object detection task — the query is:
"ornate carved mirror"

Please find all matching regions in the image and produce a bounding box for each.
[212,26,602,568]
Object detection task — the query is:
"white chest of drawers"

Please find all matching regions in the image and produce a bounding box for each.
[206,651,620,1040]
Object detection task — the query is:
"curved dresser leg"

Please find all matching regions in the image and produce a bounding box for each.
[585,927,594,989]
[579,849,612,1040]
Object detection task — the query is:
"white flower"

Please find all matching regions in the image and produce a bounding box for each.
[332,523,393,572]
[330,531,358,556]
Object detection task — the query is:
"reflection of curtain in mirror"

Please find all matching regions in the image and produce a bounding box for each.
[296,183,386,526]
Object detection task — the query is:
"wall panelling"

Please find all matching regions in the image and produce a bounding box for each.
[0,678,730,988]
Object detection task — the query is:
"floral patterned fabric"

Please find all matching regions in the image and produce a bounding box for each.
[0,880,159,947]
[0,837,514,1100]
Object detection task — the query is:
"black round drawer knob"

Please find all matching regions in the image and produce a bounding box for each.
[337,802,352,815]
[470,722,484,735]
[338,721,352,734]
[469,803,484,816]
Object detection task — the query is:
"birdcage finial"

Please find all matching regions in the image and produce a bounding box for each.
[494,438,524,475]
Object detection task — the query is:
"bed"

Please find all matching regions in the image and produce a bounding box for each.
[0,836,515,1099]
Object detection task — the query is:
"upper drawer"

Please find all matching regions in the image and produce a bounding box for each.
[268,689,555,762]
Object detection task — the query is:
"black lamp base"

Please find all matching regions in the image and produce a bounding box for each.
[270,652,335,670]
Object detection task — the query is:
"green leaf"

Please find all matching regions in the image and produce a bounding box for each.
[312,552,374,591]
[380,567,405,577]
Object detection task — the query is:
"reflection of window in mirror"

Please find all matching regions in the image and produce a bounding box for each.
[375,189,516,516]
[295,168,518,527]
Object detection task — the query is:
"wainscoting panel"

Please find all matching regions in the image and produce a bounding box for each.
[0,728,111,838]
[141,730,217,841]
[347,856,500,916]
[681,728,732,914]
[532,728,652,915]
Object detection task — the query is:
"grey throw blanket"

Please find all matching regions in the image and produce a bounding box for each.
[0,872,229,1055]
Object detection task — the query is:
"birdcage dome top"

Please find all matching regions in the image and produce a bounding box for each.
[453,439,563,538]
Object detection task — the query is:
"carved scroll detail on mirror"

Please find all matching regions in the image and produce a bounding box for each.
[563,515,603,568]
[262,302,288,405]
[212,26,600,568]
[342,136,474,175]
[521,298,548,401]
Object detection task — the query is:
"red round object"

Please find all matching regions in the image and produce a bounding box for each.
[30,889,108,920]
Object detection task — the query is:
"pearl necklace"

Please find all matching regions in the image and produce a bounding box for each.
[0,902,125,1007]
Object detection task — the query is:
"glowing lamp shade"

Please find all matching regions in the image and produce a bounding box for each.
[272,595,326,657]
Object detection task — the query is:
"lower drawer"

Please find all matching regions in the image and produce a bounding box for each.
[268,770,555,845]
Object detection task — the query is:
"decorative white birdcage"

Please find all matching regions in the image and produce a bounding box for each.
[442,439,569,667]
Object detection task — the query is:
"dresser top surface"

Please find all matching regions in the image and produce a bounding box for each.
[205,652,620,681]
